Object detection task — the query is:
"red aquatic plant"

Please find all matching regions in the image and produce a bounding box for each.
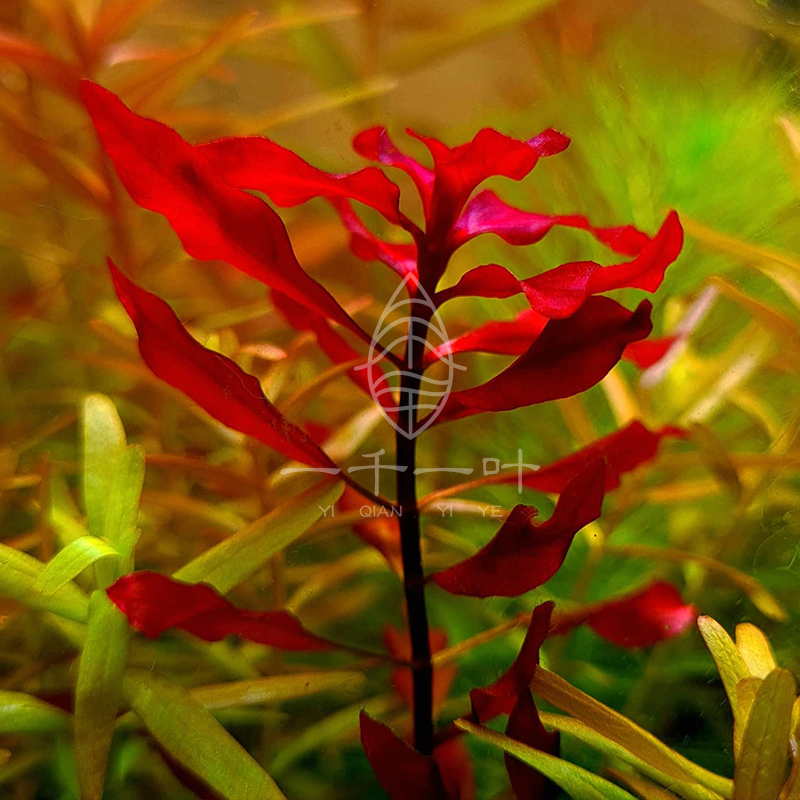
[82,79,690,797]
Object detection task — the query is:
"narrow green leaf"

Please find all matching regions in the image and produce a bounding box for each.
[175,481,342,593]
[456,718,639,800]
[0,691,69,733]
[83,394,126,541]
[539,713,724,800]
[37,537,120,596]
[0,543,88,622]
[123,670,287,800]
[103,444,145,559]
[733,669,795,800]
[191,670,365,710]
[75,592,131,800]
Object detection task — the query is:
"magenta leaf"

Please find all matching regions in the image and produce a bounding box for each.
[469,602,554,722]
[431,462,606,598]
[107,572,331,651]
[435,297,653,424]
[81,81,364,339]
[110,262,334,468]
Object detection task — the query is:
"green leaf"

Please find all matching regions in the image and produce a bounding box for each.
[37,536,121,596]
[532,668,733,799]
[123,670,287,800]
[733,668,795,800]
[0,543,88,622]
[82,394,126,541]
[103,444,145,559]
[190,670,365,710]
[539,713,724,800]
[456,718,639,800]
[0,691,69,733]
[75,592,131,800]
[175,480,342,593]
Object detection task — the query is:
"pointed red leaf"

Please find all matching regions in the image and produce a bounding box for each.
[623,335,679,369]
[385,626,456,717]
[552,581,697,648]
[359,713,448,800]
[107,572,331,651]
[110,262,334,468]
[197,135,403,223]
[437,211,682,319]
[504,691,560,800]
[81,81,364,338]
[470,602,554,722]
[435,297,652,424]
[505,420,687,495]
[451,189,651,253]
[432,462,605,598]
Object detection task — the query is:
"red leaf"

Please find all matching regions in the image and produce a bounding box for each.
[435,738,476,800]
[110,262,334,468]
[504,691,560,800]
[385,626,456,717]
[107,572,331,651]
[197,135,403,224]
[470,602,554,723]
[507,420,686,494]
[359,712,448,800]
[552,581,698,648]
[81,81,363,339]
[450,189,650,254]
[340,488,403,575]
[432,462,605,598]
[437,211,683,319]
[623,335,679,369]
[435,297,652,424]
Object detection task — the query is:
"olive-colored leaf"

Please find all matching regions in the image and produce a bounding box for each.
[174,480,342,593]
[123,670,287,800]
[37,536,121,596]
[734,669,795,800]
[103,444,145,560]
[456,718,638,800]
[0,543,88,623]
[0,692,69,733]
[75,592,131,800]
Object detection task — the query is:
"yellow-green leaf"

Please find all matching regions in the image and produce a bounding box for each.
[0,691,69,733]
[175,480,342,593]
[456,718,639,800]
[735,624,777,679]
[37,536,120,596]
[734,669,795,800]
[75,592,131,800]
[104,444,145,560]
[123,670,286,800]
[0,543,88,623]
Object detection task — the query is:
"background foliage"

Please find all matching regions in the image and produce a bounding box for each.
[1,0,800,797]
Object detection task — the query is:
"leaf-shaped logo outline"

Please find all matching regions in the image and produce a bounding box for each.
[356,273,465,440]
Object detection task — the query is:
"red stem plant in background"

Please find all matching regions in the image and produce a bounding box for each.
[81,79,694,797]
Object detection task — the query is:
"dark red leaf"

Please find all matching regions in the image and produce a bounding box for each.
[450,189,651,253]
[197,135,403,223]
[435,738,476,800]
[431,462,605,598]
[623,335,679,369]
[435,298,653,424]
[504,691,560,800]
[504,420,687,495]
[359,712,448,800]
[107,572,331,651]
[110,263,334,468]
[470,602,554,722]
[551,581,697,648]
[81,81,364,339]
[385,626,456,716]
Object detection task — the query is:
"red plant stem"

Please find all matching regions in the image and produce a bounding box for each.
[396,302,435,755]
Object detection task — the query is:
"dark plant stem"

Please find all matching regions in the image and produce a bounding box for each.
[396,305,434,755]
